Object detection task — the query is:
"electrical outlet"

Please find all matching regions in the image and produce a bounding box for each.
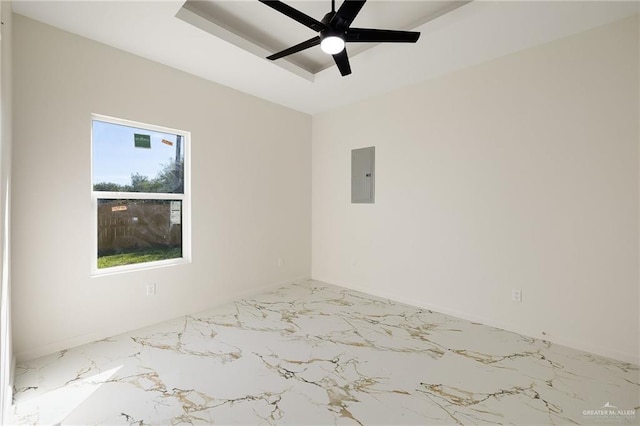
[511,289,522,303]
[146,283,156,296]
[277,257,284,267]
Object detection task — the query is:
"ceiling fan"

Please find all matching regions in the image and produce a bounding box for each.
[259,0,421,76]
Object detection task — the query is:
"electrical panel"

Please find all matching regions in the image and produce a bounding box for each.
[351,146,375,203]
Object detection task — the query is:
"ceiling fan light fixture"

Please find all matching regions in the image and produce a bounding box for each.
[320,35,345,55]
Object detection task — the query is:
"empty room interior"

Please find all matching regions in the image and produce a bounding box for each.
[0,0,639,424]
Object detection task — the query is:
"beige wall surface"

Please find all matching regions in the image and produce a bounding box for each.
[312,16,639,364]
[12,15,311,360]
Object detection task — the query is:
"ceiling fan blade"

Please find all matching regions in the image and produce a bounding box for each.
[346,28,421,43]
[332,49,352,76]
[332,0,366,28]
[259,0,326,32]
[266,36,321,60]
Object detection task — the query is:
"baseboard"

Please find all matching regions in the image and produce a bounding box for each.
[15,275,311,362]
[318,278,640,366]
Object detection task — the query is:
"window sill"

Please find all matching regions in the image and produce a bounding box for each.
[91,256,190,278]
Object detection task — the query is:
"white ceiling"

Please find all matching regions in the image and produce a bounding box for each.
[12,1,640,115]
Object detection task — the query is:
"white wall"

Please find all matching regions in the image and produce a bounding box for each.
[312,16,639,364]
[12,15,311,360]
[0,1,13,420]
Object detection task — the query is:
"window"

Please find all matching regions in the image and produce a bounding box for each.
[91,115,190,274]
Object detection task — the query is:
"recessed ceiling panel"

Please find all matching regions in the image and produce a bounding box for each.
[177,0,470,78]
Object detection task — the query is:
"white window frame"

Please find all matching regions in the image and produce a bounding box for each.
[90,114,191,276]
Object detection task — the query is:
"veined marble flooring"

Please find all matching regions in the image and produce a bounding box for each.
[8,280,639,425]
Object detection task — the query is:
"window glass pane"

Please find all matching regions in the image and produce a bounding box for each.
[97,199,182,269]
[92,120,184,194]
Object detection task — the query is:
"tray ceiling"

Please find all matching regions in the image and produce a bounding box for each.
[177,0,469,80]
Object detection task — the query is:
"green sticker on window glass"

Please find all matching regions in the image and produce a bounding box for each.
[134,133,151,149]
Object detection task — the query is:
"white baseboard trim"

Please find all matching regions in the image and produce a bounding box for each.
[15,275,311,362]
[317,278,640,366]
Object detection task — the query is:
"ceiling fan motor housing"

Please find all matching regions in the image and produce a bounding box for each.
[321,12,347,38]
[322,10,348,31]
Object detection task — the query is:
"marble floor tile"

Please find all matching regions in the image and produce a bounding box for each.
[8,280,639,425]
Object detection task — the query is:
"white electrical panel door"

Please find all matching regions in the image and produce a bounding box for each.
[351,146,375,203]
